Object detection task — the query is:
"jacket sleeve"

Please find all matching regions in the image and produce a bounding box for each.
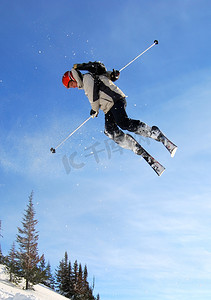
[83,73,100,113]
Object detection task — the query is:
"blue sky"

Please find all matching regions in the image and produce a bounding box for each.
[1,0,211,299]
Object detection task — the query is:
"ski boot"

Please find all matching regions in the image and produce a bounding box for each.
[151,126,177,158]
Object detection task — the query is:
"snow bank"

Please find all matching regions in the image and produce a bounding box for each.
[0,265,67,300]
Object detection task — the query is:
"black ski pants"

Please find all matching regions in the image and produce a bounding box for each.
[104,99,162,154]
[105,99,140,133]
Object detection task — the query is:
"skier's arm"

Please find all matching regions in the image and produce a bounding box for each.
[73,61,107,75]
[73,62,120,82]
[73,62,94,71]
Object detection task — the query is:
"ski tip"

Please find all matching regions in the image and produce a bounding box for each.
[170,146,178,158]
[153,163,165,176]
[158,168,165,176]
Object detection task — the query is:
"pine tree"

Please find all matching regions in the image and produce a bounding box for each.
[45,261,55,290]
[61,252,71,297]
[37,255,48,285]
[76,263,83,297]
[5,242,20,283]
[16,191,43,289]
[55,258,65,292]
[72,259,78,293]
[35,256,54,289]
[56,253,100,300]
[87,276,96,300]
[83,265,89,298]
[96,294,100,300]
[82,265,96,300]
[68,261,74,298]
[55,252,74,298]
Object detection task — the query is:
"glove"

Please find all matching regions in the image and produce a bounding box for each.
[110,69,120,82]
[73,63,84,69]
[90,109,98,118]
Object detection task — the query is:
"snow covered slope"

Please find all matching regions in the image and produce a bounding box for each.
[0,264,67,300]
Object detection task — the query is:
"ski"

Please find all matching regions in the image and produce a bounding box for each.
[137,147,165,176]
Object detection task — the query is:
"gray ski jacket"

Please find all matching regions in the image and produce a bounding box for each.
[71,68,126,114]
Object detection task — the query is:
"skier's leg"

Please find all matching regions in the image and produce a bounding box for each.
[109,100,177,157]
[104,110,142,155]
[104,111,165,175]
[108,99,139,132]
[133,123,177,157]
[134,124,177,157]
[104,128,143,155]
[108,100,160,140]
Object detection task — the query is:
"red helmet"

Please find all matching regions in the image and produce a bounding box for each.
[62,71,76,88]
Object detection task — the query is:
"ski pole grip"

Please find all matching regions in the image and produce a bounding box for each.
[50,147,56,154]
[154,40,158,45]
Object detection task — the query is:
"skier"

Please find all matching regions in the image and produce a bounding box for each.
[62,61,177,175]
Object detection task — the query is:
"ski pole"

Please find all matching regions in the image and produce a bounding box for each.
[50,116,92,153]
[119,40,158,72]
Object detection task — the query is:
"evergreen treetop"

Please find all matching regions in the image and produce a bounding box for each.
[56,252,99,300]
[16,191,43,289]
